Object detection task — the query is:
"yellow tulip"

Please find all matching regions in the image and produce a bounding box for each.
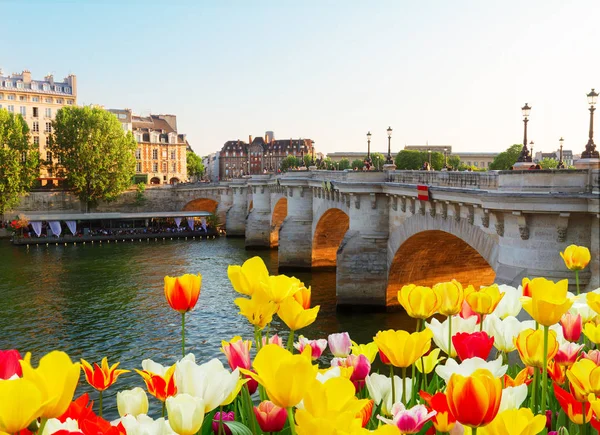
[242,344,315,408]
[560,245,591,271]
[587,292,600,316]
[416,348,445,374]
[433,280,464,316]
[260,275,300,304]
[234,290,277,329]
[583,322,600,344]
[566,359,600,402]
[220,377,249,406]
[350,341,379,364]
[478,408,546,435]
[277,296,320,331]
[397,284,441,319]
[447,369,502,428]
[520,278,573,327]
[373,329,433,368]
[588,394,600,419]
[515,328,559,369]
[0,378,47,433]
[20,351,80,418]
[227,256,269,296]
[465,284,504,315]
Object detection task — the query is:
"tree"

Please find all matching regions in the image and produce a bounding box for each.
[489,144,523,170]
[351,159,364,170]
[448,155,461,170]
[539,157,558,169]
[338,158,351,170]
[280,155,299,172]
[394,150,445,170]
[370,152,386,170]
[0,109,39,215]
[50,106,137,212]
[187,152,204,180]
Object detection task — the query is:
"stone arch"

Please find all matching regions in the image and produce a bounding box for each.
[182,198,218,214]
[169,177,180,184]
[386,216,498,306]
[270,197,288,248]
[150,177,161,185]
[312,208,350,268]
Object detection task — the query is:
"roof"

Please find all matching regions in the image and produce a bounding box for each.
[24,211,211,222]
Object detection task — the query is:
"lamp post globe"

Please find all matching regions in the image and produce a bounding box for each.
[581,88,599,159]
[517,103,532,163]
[386,126,393,164]
[558,137,565,169]
[366,131,372,164]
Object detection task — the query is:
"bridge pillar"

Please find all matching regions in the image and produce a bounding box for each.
[245,178,272,248]
[337,192,389,308]
[279,184,313,269]
[225,184,247,236]
[215,188,233,225]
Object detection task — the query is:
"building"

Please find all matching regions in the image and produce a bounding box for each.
[218,132,315,179]
[109,109,188,184]
[202,152,220,182]
[0,69,77,184]
[534,149,574,167]
[327,151,396,162]
[404,145,452,154]
[452,152,499,169]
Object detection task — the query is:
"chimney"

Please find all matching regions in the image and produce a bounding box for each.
[249,135,252,144]
[45,74,54,85]
[22,70,31,83]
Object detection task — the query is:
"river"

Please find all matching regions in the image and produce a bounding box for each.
[0,237,411,418]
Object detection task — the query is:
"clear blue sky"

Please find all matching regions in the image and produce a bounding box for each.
[3,0,598,156]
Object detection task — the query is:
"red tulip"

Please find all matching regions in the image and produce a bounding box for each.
[253,401,288,432]
[560,313,582,342]
[379,350,391,365]
[554,383,593,425]
[554,342,584,367]
[164,274,201,313]
[58,394,126,435]
[419,391,456,432]
[0,349,22,379]
[452,332,494,361]
[80,357,129,391]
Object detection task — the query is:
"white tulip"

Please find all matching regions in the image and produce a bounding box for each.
[166,394,205,435]
[119,414,175,435]
[42,418,80,435]
[570,295,598,323]
[483,315,522,353]
[426,316,478,358]
[175,358,240,412]
[117,387,149,417]
[365,372,412,414]
[316,366,342,383]
[498,384,528,412]
[435,355,508,383]
[493,285,522,318]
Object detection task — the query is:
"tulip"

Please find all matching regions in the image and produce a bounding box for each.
[242,344,314,409]
[0,349,22,380]
[548,360,566,385]
[464,284,505,323]
[366,373,412,415]
[293,285,312,309]
[555,342,584,367]
[520,277,573,327]
[41,418,81,435]
[520,320,567,346]
[260,274,301,304]
[483,315,522,354]
[561,244,591,271]
[397,284,440,320]
[503,368,531,387]
[482,408,547,435]
[350,341,379,364]
[419,391,456,432]
[331,354,371,391]
[433,280,464,316]
[583,350,600,365]
[415,349,444,375]
[515,328,559,369]
[566,358,600,402]
[493,284,522,319]
[435,355,508,383]
[316,366,349,383]
[452,331,494,361]
[498,384,528,413]
[357,400,374,428]
[81,357,129,392]
[277,297,320,345]
[585,322,600,344]
[20,351,81,419]
[119,414,173,435]
[253,401,288,432]
[554,383,593,425]
[377,403,436,433]
[587,291,600,316]
[328,332,352,358]
[373,329,433,369]
[135,361,177,402]
[227,256,269,296]
[164,273,202,357]
[116,387,149,417]
[0,377,46,433]
[570,296,597,323]
[426,316,478,358]
[446,368,502,428]
[212,411,234,435]
[294,336,327,360]
[234,290,277,330]
[166,393,205,435]
[220,336,252,371]
[560,312,583,342]
[460,299,479,321]
[262,334,284,348]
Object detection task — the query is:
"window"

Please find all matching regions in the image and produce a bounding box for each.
[67,100,73,105]
[7,105,14,113]
[118,114,126,119]
[20,106,26,116]
[45,108,52,117]
[32,83,38,91]
[45,98,52,103]
[172,162,176,172]
[162,150,167,158]
[45,122,52,133]
[43,84,49,91]
[19,96,26,101]
[21,152,27,162]
[57,155,62,164]
[474,161,478,167]
[152,149,158,160]
[32,96,39,102]
[162,162,167,172]
[5,81,12,87]
[171,150,176,160]
[17,82,24,89]
[33,121,39,132]
[467,161,471,166]
[54,86,62,92]
[153,162,158,172]
[7,94,15,100]
[136,162,142,172]
[135,149,141,159]
[33,107,38,117]
[0,93,2,99]
[56,98,63,104]
[46,151,52,162]
[33,136,39,146]
[64,87,70,94]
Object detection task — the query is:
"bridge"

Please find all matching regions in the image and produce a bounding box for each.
[11,169,600,308]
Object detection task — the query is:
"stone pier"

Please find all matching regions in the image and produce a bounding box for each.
[245,177,272,248]
[225,181,248,237]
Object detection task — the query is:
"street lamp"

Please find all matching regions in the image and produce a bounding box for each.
[443,148,448,168]
[581,88,599,159]
[386,126,393,164]
[428,148,432,166]
[530,141,534,162]
[516,103,532,162]
[366,131,372,164]
[558,137,565,169]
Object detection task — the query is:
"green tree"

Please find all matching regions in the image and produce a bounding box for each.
[187,152,204,180]
[303,155,312,168]
[50,106,137,212]
[320,157,333,169]
[370,152,386,170]
[394,150,445,170]
[539,157,558,169]
[489,144,523,170]
[351,159,364,170]
[0,110,39,215]
[338,158,351,170]
[280,155,299,172]
[134,182,147,206]
[448,155,461,170]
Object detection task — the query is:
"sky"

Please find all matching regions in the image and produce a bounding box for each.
[3,0,599,156]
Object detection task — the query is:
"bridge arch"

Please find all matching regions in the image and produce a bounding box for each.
[386,216,498,305]
[182,198,219,214]
[270,197,288,248]
[312,208,349,268]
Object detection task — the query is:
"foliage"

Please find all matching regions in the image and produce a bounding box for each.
[394,150,445,170]
[351,159,364,169]
[370,152,386,170]
[489,144,523,170]
[50,106,137,212]
[539,157,559,169]
[134,182,147,206]
[0,110,39,215]
[187,152,204,180]
[279,155,300,172]
[320,157,333,169]
[447,155,461,170]
[303,155,312,168]
[206,212,222,229]
[338,158,351,170]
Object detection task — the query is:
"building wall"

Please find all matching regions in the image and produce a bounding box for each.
[453,152,499,169]
[135,141,187,184]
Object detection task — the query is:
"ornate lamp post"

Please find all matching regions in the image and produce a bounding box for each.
[516,103,532,162]
[558,137,565,169]
[581,88,599,159]
[428,148,432,166]
[311,144,315,166]
[366,131,372,164]
[386,127,393,164]
[530,141,534,162]
[443,147,448,168]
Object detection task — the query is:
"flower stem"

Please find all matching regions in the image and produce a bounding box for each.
[472,428,478,435]
[448,315,453,357]
[254,325,262,351]
[531,367,539,412]
[38,418,47,435]
[181,312,186,358]
[401,367,407,405]
[576,270,580,296]
[287,330,295,352]
[390,365,396,405]
[162,400,166,418]
[218,405,224,435]
[99,390,103,418]
[581,402,587,435]
[541,326,549,415]
[480,314,484,332]
[287,407,296,435]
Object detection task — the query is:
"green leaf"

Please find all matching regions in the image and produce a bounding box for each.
[223,421,254,435]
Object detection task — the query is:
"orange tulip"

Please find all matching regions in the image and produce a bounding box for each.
[357,399,374,428]
[81,357,129,391]
[503,368,532,387]
[293,286,312,310]
[446,368,502,428]
[135,365,177,402]
[164,274,202,313]
[554,383,593,425]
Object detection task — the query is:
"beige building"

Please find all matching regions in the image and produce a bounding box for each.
[452,152,498,169]
[109,109,188,184]
[0,69,77,184]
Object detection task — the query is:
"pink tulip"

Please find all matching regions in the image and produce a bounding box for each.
[378,403,437,433]
[220,337,251,370]
[212,411,235,435]
[328,332,352,358]
[253,401,288,432]
[294,336,327,360]
[560,313,582,342]
[582,350,600,365]
[262,334,284,348]
[555,342,584,367]
[459,300,479,322]
[332,354,371,391]
[0,349,22,380]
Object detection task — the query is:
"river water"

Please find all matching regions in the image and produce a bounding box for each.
[0,237,412,418]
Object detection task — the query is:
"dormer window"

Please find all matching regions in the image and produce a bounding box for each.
[32,83,39,90]
[43,84,49,91]
[64,87,70,94]
[54,85,62,92]
[16,82,23,89]
[5,81,12,87]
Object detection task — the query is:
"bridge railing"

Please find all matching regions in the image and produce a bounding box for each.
[389,170,499,189]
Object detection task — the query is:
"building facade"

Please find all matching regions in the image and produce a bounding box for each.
[534,149,574,167]
[452,152,499,169]
[109,109,188,184]
[0,69,77,184]
[202,152,219,182]
[327,151,395,162]
[219,132,314,179]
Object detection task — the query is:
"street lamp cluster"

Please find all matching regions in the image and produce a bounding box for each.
[365,127,394,167]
